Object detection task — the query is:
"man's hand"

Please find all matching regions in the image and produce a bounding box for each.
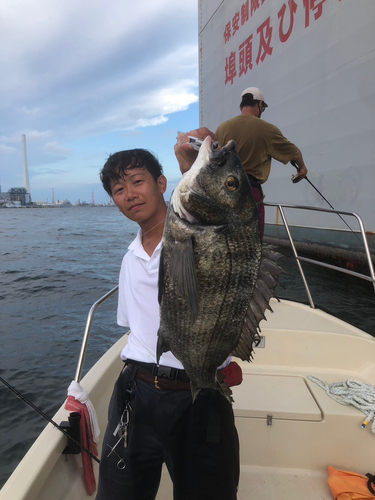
[174,127,217,174]
[291,149,308,182]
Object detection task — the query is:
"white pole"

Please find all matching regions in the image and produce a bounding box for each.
[22,134,31,196]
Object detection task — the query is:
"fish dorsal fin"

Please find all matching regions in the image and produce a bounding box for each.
[231,246,283,362]
[168,237,199,322]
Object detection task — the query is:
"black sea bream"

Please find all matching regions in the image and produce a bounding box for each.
[157,136,282,401]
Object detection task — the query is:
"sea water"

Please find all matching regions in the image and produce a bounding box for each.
[0,206,374,487]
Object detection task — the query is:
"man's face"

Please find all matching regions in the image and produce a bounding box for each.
[110,167,166,224]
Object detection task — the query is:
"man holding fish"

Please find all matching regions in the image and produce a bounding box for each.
[95,147,244,500]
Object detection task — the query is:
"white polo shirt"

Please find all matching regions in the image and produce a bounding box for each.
[117,229,184,369]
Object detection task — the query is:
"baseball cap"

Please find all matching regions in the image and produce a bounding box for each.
[241,87,268,107]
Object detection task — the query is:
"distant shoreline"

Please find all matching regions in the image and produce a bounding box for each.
[0,204,116,209]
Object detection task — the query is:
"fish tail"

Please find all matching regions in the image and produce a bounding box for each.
[191,382,201,402]
[216,369,234,403]
[217,382,234,403]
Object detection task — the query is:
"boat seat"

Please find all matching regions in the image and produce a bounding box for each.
[232,374,322,421]
[231,372,372,472]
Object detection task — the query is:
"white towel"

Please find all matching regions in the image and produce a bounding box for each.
[67,380,100,443]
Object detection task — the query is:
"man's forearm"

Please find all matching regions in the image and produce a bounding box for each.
[291,148,308,178]
[174,128,217,174]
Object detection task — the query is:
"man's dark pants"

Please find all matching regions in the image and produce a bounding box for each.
[95,364,240,500]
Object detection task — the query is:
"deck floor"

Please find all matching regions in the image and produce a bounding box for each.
[156,465,333,499]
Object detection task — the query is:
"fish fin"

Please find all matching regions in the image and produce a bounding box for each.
[216,372,234,403]
[220,384,234,403]
[232,245,283,362]
[156,328,171,362]
[169,237,199,322]
[158,247,166,305]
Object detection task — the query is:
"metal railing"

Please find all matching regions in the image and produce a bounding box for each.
[74,285,119,383]
[264,203,375,308]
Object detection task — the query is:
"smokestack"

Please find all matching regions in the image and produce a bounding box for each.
[22,134,31,196]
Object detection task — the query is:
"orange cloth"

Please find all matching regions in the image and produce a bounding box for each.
[65,396,98,496]
[327,466,375,500]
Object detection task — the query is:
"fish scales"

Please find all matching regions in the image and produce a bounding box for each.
[157,137,281,401]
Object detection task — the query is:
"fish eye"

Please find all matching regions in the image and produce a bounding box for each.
[225,176,239,191]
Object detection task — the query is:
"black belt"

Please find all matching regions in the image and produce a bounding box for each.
[136,367,191,390]
[125,360,190,383]
[247,174,261,190]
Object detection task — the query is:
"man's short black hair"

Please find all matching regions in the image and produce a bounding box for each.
[240,93,260,110]
[100,149,164,196]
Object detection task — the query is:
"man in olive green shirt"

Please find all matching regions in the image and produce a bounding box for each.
[175,87,308,237]
[215,87,308,236]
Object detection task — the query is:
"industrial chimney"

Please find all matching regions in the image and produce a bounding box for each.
[22,134,31,203]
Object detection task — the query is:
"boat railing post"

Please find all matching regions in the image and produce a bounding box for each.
[277,205,316,309]
[74,286,119,383]
[351,212,375,293]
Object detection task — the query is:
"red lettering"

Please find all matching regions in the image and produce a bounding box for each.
[225,52,237,85]
[251,0,260,16]
[239,35,254,76]
[232,12,240,35]
[224,22,231,44]
[303,0,327,28]
[256,17,273,65]
[241,0,249,26]
[278,0,298,43]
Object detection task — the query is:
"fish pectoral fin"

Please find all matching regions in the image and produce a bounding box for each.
[232,246,283,362]
[169,237,199,322]
[156,329,171,361]
[158,246,166,305]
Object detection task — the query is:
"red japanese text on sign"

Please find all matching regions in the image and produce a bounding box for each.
[223,0,339,85]
[239,35,254,76]
[224,0,266,43]
[256,17,273,64]
[241,0,249,25]
[251,0,261,16]
[224,22,232,44]
[303,0,327,28]
[251,0,267,16]
[225,52,237,85]
[233,12,241,35]
[278,0,298,43]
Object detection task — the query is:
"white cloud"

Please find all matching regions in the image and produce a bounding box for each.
[22,106,41,114]
[43,142,72,156]
[0,130,52,144]
[0,144,16,154]
[0,0,199,200]
[133,117,169,129]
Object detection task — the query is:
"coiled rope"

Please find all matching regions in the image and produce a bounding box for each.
[308,376,375,435]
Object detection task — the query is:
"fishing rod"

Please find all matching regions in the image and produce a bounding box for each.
[290,161,362,243]
[188,137,362,243]
[0,376,100,463]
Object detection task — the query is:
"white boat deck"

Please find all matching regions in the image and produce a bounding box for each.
[1,299,374,500]
[157,465,333,499]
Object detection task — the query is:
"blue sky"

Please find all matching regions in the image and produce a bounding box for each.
[0,0,200,204]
